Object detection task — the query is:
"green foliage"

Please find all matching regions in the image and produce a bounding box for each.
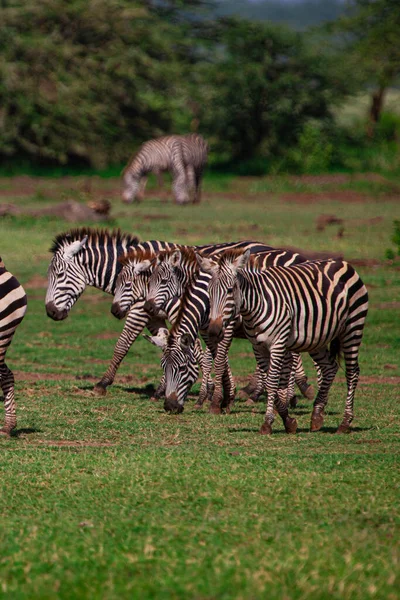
[392,220,400,254]
[196,18,353,163]
[0,0,200,168]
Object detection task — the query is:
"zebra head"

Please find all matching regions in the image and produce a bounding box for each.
[46,236,89,320]
[144,330,199,413]
[122,169,141,204]
[197,249,250,342]
[111,251,155,319]
[144,250,182,317]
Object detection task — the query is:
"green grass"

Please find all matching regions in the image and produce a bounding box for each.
[0,175,399,599]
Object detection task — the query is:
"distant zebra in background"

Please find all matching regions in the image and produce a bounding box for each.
[0,258,27,435]
[122,134,209,205]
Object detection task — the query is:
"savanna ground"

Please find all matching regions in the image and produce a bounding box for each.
[0,172,399,599]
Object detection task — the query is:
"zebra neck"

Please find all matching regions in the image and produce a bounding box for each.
[172,271,211,339]
[80,240,132,294]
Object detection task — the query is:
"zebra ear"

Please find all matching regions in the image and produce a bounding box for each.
[232,249,251,271]
[195,252,218,274]
[168,250,182,268]
[143,328,169,348]
[180,333,192,350]
[63,236,88,260]
[134,260,152,275]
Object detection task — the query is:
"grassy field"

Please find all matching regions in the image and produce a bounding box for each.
[0,173,399,599]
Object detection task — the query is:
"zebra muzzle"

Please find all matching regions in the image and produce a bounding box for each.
[143,299,160,316]
[164,393,184,414]
[45,302,68,321]
[110,302,127,320]
[208,318,224,342]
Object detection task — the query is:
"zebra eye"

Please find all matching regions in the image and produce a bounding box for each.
[227,287,233,293]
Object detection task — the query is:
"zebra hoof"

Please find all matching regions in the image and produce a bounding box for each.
[0,428,11,437]
[93,383,107,396]
[259,421,273,435]
[310,410,324,432]
[289,395,298,409]
[244,398,256,406]
[336,421,352,434]
[209,405,222,415]
[149,396,159,403]
[193,403,203,410]
[285,417,298,434]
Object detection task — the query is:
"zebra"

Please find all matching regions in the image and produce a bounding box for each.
[0,257,27,436]
[122,134,209,205]
[142,247,316,414]
[111,241,286,409]
[200,249,369,435]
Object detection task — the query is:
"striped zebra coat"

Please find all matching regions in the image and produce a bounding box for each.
[122,134,208,205]
[201,249,369,435]
[141,247,314,413]
[0,258,27,435]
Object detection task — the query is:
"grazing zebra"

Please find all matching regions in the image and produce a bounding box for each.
[0,258,27,435]
[143,247,316,414]
[112,241,284,408]
[122,133,209,205]
[200,249,369,434]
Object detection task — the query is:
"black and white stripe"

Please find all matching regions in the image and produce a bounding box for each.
[122,133,209,204]
[203,250,369,434]
[0,258,27,435]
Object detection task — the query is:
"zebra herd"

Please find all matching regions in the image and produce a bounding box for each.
[37,227,367,437]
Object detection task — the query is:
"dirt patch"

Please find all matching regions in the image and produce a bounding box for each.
[94,332,119,340]
[375,302,400,310]
[25,274,48,289]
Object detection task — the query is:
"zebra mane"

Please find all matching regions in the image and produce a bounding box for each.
[217,248,249,267]
[118,248,158,266]
[50,228,139,254]
[157,247,197,265]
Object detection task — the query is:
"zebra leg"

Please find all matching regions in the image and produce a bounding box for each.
[293,353,315,400]
[337,340,361,434]
[93,305,153,395]
[309,347,339,432]
[195,346,214,409]
[186,165,196,203]
[208,323,236,414]
[275,353,298,433]
[257,344,296,435]
[136,176,148,202]
[171,142,189,204]
[193,170,203,204]
[0,364,16,436]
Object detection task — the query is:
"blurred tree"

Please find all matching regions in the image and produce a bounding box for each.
[330,0,400,135]
[0,0,205,167]
[193,18,353,163]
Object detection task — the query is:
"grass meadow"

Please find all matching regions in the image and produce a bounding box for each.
[0,173,399,599]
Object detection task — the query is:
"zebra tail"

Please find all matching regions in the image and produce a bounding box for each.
[329,337,342,365]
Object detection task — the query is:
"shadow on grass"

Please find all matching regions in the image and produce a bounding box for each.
[11,427,41,437]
